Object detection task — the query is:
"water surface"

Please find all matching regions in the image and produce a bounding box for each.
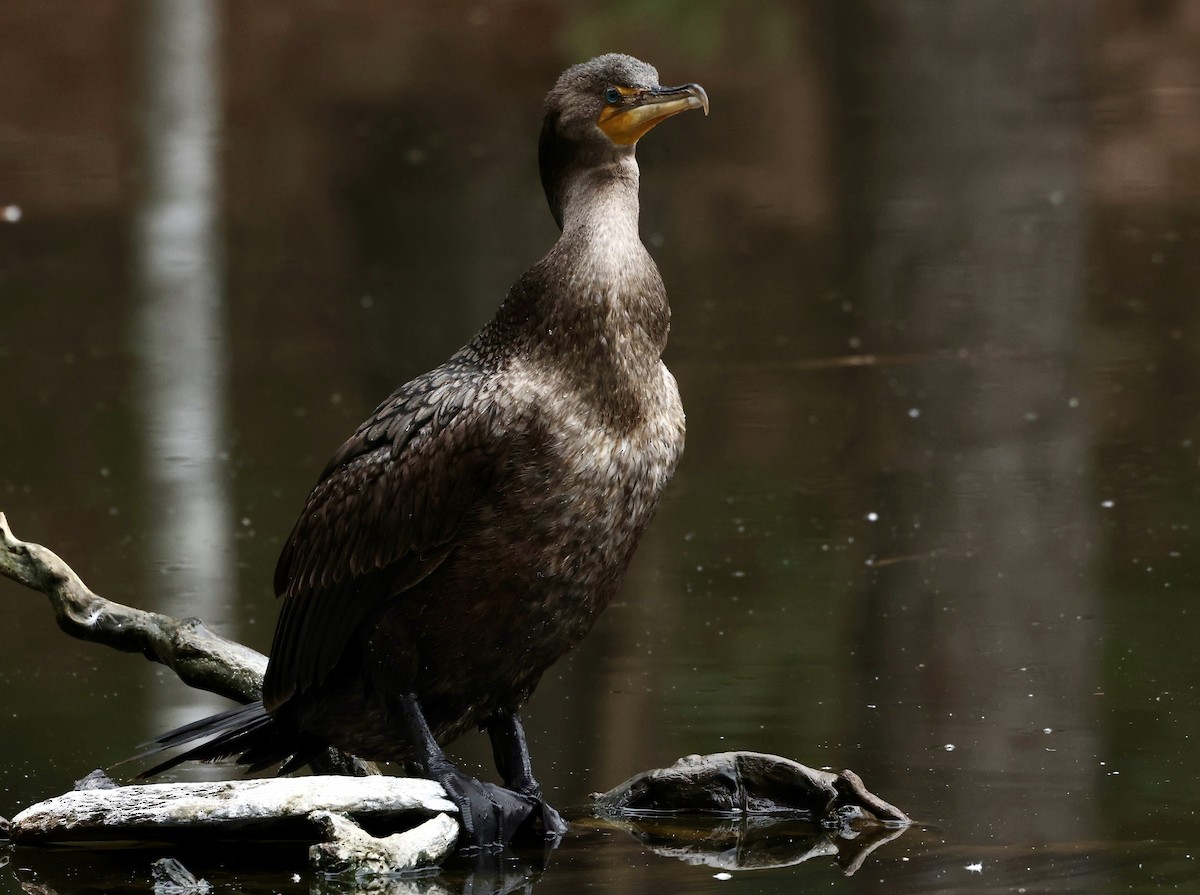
[2,2,1199,893]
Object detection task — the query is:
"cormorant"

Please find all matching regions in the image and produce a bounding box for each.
[140,54,708,851]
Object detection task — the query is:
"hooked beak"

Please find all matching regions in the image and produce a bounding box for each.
[597,83,710,146]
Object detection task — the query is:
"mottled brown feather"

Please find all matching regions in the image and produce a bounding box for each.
[264,364,502,711]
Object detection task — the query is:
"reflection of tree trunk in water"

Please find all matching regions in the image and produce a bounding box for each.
[133,0,233,732]
[838,3,1101,846]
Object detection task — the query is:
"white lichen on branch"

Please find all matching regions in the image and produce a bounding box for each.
[10,777,456,846]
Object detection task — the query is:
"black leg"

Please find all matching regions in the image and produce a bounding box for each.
[487,709,568,838]
[396,692,535,851]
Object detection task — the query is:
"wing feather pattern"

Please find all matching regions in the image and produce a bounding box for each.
[263,368,504,713]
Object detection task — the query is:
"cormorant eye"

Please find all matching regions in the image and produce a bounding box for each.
[604,87,623,105]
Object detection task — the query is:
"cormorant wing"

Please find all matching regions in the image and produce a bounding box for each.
[263,368,501,712]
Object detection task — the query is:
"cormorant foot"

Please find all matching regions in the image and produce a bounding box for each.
[530,795,568,839]
[433,762,541,851]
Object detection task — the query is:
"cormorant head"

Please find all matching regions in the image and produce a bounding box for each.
[539,54,709,229]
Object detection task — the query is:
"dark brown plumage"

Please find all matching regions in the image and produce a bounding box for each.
[137,54,708,850]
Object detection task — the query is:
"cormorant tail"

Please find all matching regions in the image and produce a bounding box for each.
[132,701,319,778]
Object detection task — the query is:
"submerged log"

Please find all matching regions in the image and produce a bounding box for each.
[593,811,909,876]
[593,751,910,825]
[592,752,911,876]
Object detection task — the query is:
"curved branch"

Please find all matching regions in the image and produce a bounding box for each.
[0,511,266,704]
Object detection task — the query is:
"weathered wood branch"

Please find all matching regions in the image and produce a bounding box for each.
[10,776,461,874]
[0,512,266,704]
[9,777,455,844]
[0,512,375,778]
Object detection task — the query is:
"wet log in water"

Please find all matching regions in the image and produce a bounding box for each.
[594,751,910,824]
[592,752,911,875]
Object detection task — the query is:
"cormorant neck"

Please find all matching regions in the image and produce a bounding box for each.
[557,156,641,236]
[483,151,669,424]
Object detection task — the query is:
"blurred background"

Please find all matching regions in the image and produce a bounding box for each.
[2,1,1199,893]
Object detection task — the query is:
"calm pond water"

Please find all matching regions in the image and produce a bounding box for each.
[3,2,1200,893]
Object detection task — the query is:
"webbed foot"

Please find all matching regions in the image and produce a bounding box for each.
[528,793,568,839]
[395,694,565,851]
[431,761,536,850]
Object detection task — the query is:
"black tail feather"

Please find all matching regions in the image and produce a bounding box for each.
[131,701,312,779]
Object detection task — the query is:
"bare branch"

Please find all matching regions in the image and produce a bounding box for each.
[0,511,266,704]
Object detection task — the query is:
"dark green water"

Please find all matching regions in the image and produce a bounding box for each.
[3,2,1199,893]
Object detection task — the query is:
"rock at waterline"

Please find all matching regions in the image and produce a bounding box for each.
[308,811,458,877]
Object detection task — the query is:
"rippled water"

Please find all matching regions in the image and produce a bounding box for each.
[3,3,1200,893]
